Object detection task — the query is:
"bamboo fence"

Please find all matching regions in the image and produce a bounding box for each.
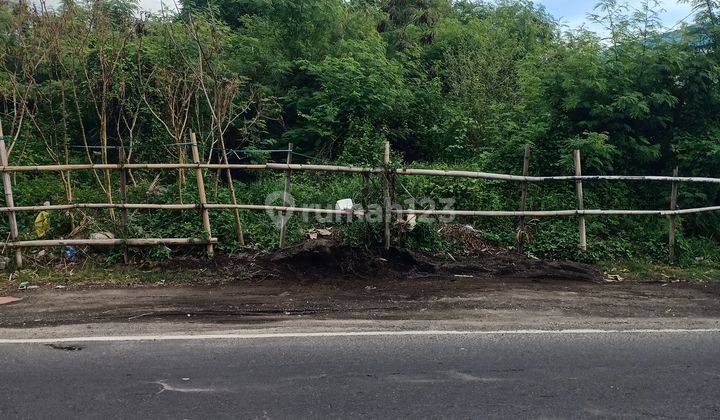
[1,129,718,269]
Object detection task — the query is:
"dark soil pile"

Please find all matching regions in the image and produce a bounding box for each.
[243,238,604,284]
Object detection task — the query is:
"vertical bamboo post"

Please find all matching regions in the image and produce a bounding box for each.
[118,147,129,264]
[65,172,75,231]
[177,145,185,205]
[190,132,214,256]
[573,150,587,251]
[669,167,679,264]
[221,146,245,246]
[0,121,22,268]
[517,144,531,253]
[383,141,391,251]
[279,143,293,249]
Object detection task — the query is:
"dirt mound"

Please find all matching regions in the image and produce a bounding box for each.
[264,240,435,281]
[435,249,603,282]
[250,239,603,284]
[438,223,496,255]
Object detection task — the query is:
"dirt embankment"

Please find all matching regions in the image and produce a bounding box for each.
[2,239,720,329]
[238,239,604,284]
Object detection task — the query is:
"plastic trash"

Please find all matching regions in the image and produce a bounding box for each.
[335,198,354,211]
[0,296,22,305]
[63,246,78,262]
[34,208,51,238]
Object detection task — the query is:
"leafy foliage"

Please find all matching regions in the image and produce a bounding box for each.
[0,0,719,267]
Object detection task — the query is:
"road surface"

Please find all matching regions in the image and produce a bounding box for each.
[1,329,719,419]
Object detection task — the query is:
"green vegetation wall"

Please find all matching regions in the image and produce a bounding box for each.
[0,0,719,265]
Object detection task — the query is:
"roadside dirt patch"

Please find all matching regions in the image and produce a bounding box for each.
[3,239,715,329]
[2,273,719,328]
[233,239,603,284]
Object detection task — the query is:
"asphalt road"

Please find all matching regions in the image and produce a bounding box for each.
[1,330,720,419]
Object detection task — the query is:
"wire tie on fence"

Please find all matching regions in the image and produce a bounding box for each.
[232,148,291,154]
[230,150,252,162]
[71,145,124,150]
[290,151,319,161]
[70,143,194,151]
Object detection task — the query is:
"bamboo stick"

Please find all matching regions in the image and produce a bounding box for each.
[0,163,268,172]
[278,143,293,249]
[66,176,75,230]
[177,145,185,205]
[266,163,384,175]
[1,202,718,217]
[62,166,75,230]
[3,159,720,186]
[4,237,218,248]
[0,204,197,212]
[532,175,720,184]
[574,150,587,251]
[265,164,720,184]
[517,144,531,253]
[391,208,718,217]
[118,147,129,264]
[0,121,22,268]
[206,204,368,216]
[146,204,720,217]
[190,132,214,256]
[383,141,391,251]
[669,167,679,264]
[0,203,366,214]
[221,146,244,246]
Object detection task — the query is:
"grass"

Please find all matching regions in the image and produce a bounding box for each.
[603,259,720,284]
[0,259,209,293]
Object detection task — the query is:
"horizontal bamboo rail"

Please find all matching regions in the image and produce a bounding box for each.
[5,161,720,185]
[0,203,198,212]
[535,175,720,184]
[265,163,385,175]
[0,138,716,261]
[0,163,267,172]
[263,163,720,184]
[4,237,218,248]
[206,204,367,216]
[0,203,369,215]
[3,203,720,217]
[267,163,720,184]
[393,206,720,217]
